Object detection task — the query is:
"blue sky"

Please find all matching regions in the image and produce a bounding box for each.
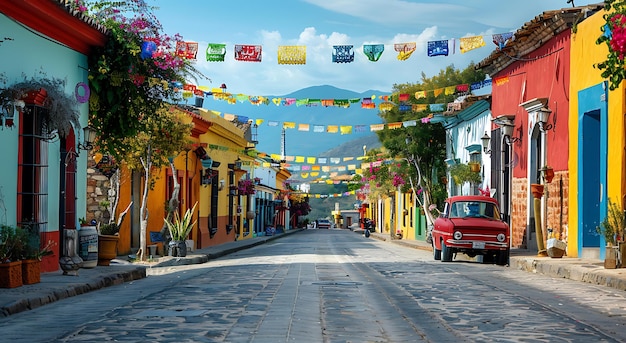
[153,1,601,96]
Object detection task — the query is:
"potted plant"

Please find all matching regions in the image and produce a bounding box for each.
[0,225,26,288]
[97,222,120,266]
[596,198,626,268]
[21,238,56,285]
[164,202,197,257]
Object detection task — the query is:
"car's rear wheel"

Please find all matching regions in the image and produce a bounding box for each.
[496,249,509,266]
[433,242,441,260]
[441,240,453,262]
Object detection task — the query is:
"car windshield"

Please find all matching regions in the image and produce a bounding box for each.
[448,201,500,220]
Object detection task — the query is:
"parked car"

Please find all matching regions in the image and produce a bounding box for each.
[431,195,510,265]
[317,219,332,229]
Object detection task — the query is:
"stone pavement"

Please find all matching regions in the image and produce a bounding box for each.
[2,227,626,318]
[364,229,626,292]
[0,229,301,317]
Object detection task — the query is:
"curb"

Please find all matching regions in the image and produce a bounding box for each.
[1,266,146,317]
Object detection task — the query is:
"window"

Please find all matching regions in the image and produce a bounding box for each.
[209,171,219,238]
[449,201,500,220]
[18,105,49,232]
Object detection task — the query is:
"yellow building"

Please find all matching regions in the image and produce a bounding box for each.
[112,106,255,254]
[569,9,626,258]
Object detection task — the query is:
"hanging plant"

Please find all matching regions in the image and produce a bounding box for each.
[71,0,206,159]
[5,72,81,139]
[238,179,256,195]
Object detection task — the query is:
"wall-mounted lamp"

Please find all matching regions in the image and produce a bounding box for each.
[493,115,521,146]
[1,99,24,128]
[481,132,491,155]
[536,106,553,132]
[78,126,96,151]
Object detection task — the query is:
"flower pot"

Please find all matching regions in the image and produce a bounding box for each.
[546,238,566,258]
[543,167,555,183]
[168,241,187,257]
[97,234,119,266]
[21,88,48,106]
[22,259,41,285]
[530,184,544,199]
[469,162,480,172]
[604,245,618,269]
[0,260,23,288]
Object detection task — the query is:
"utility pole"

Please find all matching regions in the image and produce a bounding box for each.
[280,127,286,161]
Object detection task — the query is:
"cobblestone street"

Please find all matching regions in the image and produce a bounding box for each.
[2,229,626,342]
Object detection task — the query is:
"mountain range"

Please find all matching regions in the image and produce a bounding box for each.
[197,85,386,157]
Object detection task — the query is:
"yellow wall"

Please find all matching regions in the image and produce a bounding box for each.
[569,10,626,256]
[197,109,251,246]
[399,192,414,239]
[383,197,392,234]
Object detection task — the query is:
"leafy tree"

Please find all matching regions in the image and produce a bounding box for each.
[76,1,205,259]
[79,0,205,159]
[115,107,193,260]
[372,63,485,233]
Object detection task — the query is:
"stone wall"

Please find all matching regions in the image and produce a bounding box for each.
[85,154,116,225]
[510,178,528,248]
[510,171,569,249]
[544,171,569,241]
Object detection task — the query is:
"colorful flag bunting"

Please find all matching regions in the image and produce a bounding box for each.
[332,45,354,63]
[459,35,486,53]
[394,42,416,61]
[206,43,226,61]
[363,44,385,62]
[235,44,262,62]
[492,32,514,50]
[176,41,198,59]
[428,40,449,56]
[277,45,306,64]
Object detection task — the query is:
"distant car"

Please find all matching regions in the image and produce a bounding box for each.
[317,219,332,229]
[431,195,510,265]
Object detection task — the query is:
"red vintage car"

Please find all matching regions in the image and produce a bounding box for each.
[432,195,510,265]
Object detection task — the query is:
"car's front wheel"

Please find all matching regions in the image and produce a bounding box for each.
[496,249,509,266]
[441,240,453,262]
[433,242,441,260]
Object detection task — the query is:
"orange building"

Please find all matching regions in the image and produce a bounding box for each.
[91,105,257,255]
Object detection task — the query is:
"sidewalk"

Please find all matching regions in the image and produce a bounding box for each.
[0,229,301,317]
[3,228,626,318]
[364,230,626,292]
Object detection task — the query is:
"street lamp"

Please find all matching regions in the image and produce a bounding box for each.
[481,132,491,155]
[78,126,96,151]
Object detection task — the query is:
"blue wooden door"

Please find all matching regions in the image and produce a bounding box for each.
[577,83,608,258]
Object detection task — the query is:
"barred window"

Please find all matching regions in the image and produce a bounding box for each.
[18,105,49,232]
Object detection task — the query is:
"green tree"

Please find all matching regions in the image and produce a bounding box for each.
[116,107,193,260]
[78,0,205,159]
[373,63,485,232]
